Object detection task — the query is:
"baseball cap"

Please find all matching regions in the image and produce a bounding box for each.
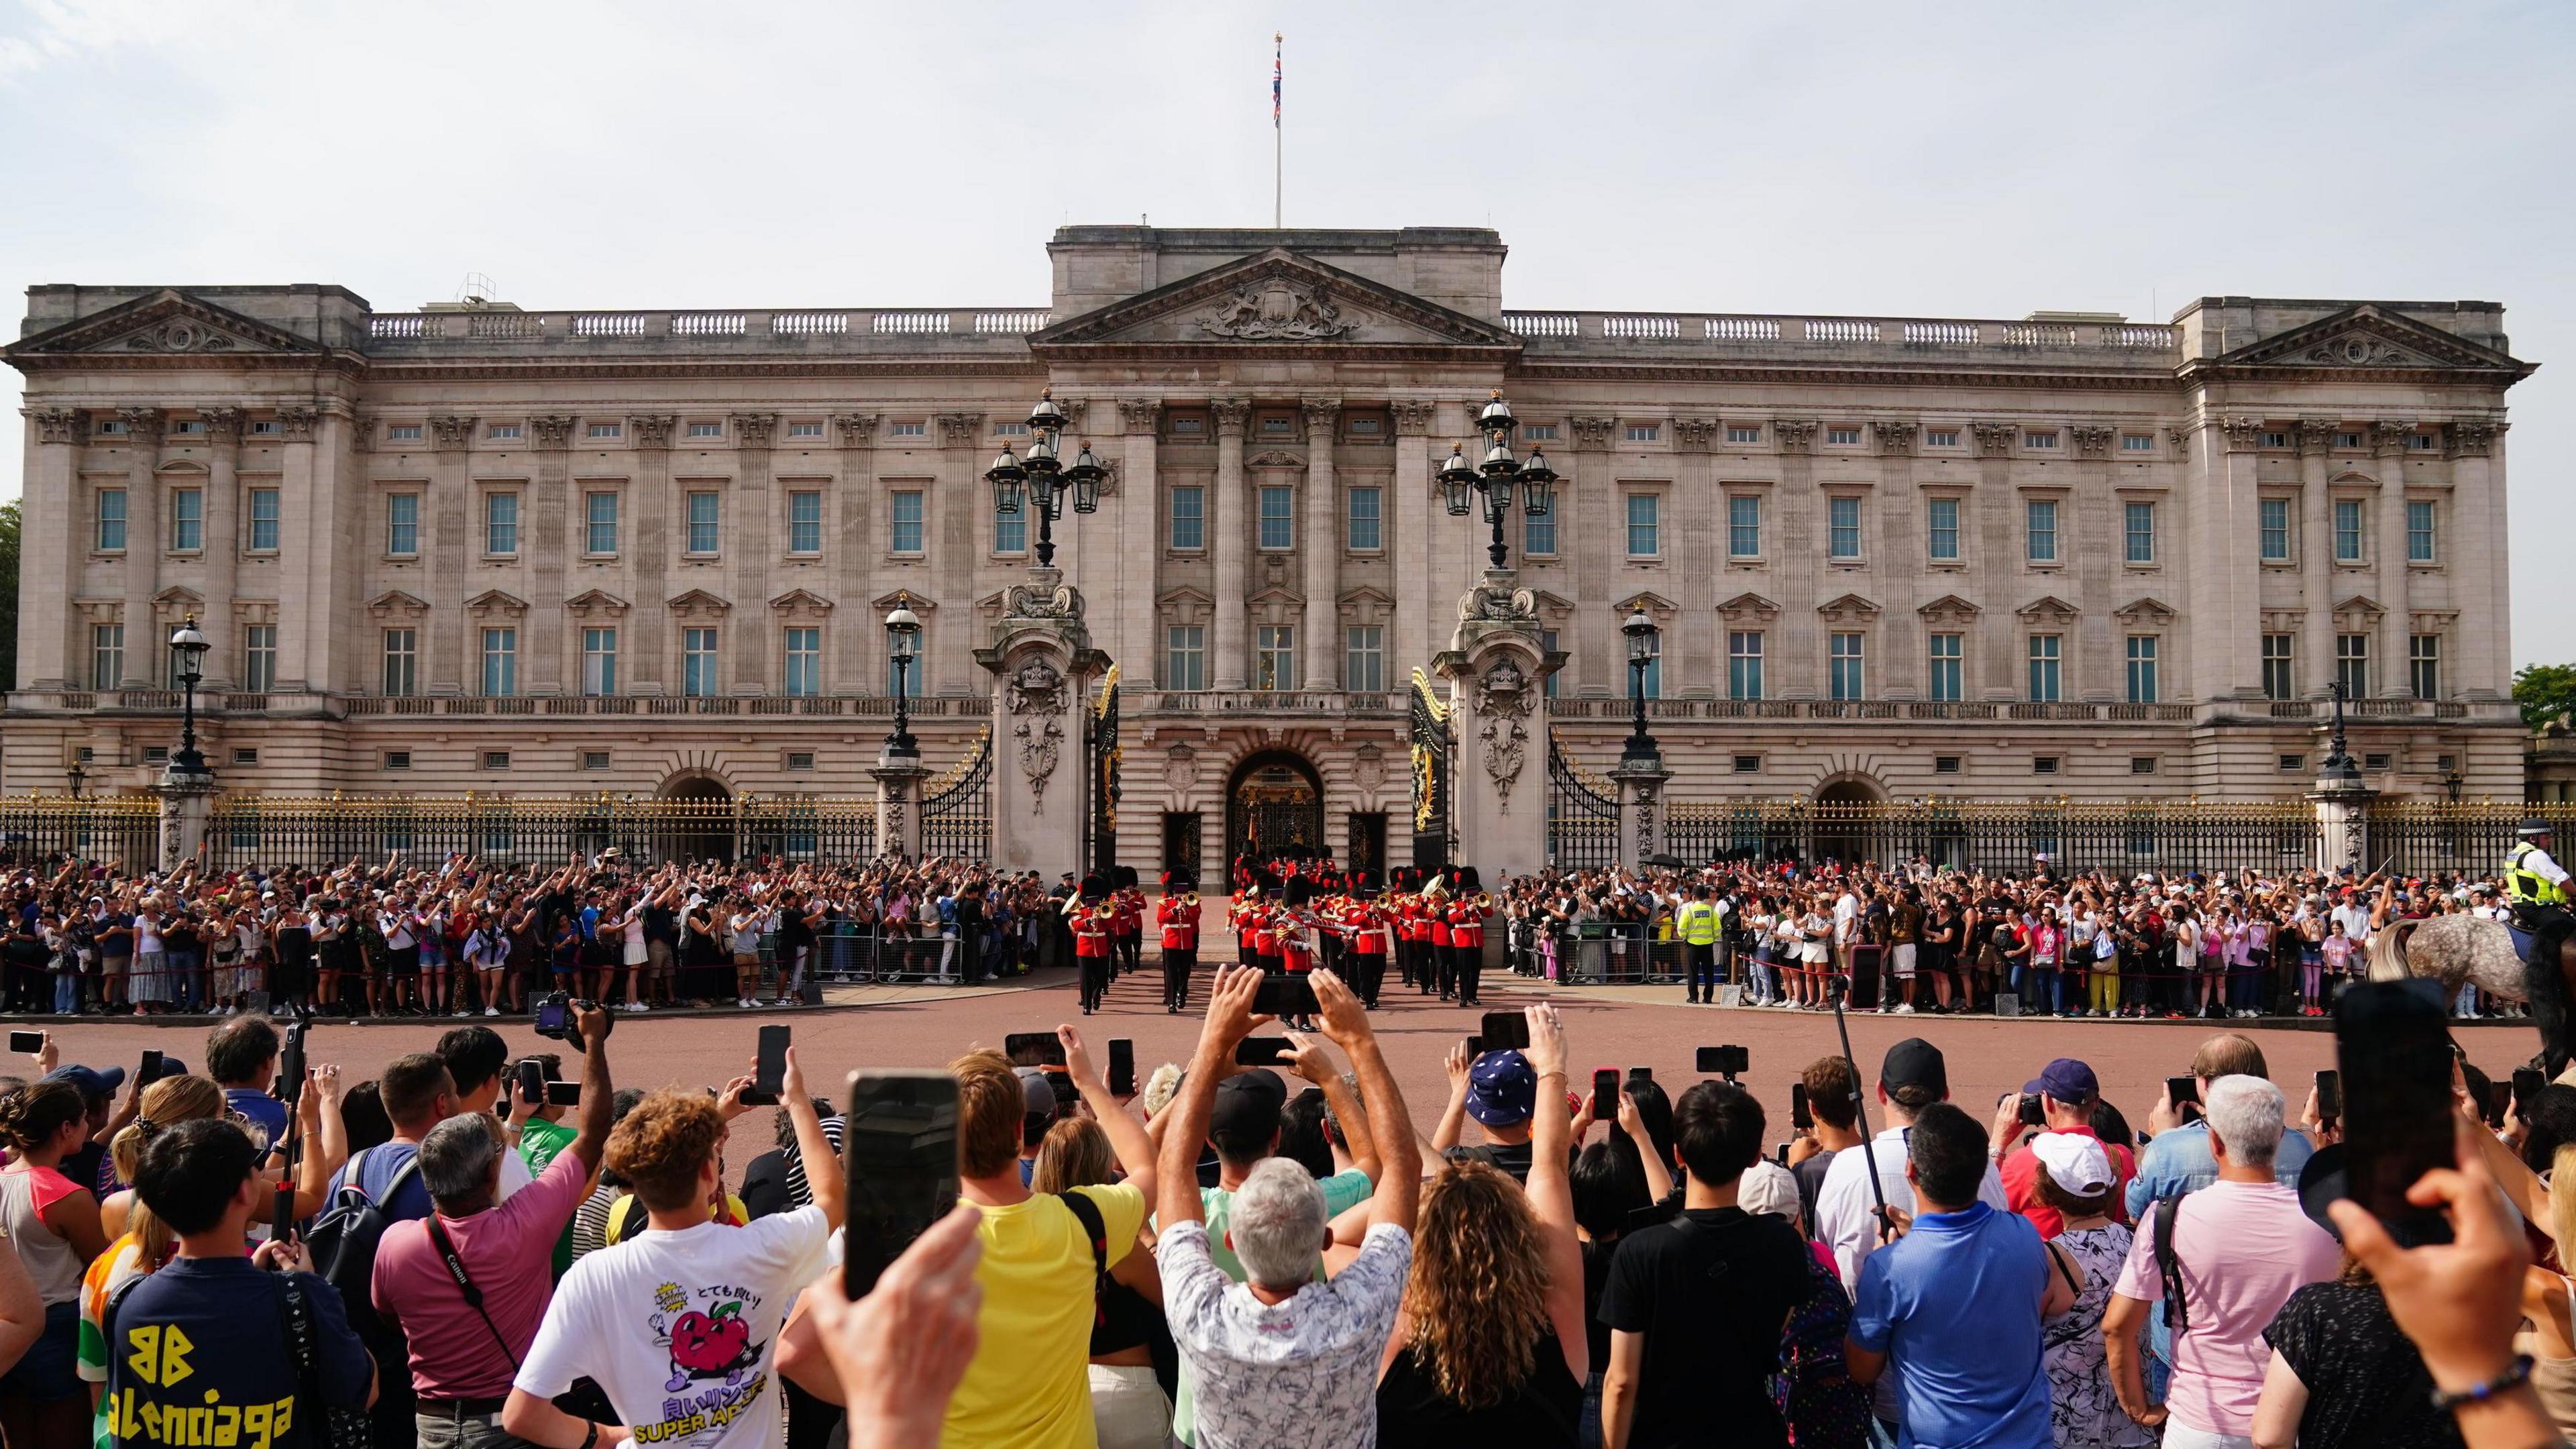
[1210,1069,1289,1148]
[1879,1038,1947,1097]
[1012,1067,1058,1126]
[2028,1132,2115,1196]
[1466,1050,1538,1128]
[2023,1059,2099,1103]
[44,1064,125,1098]
[1738,1157,1803,1220]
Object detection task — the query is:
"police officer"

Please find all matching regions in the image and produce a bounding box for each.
[2508,819,2571,920]
[1676,883,1723,1004]
[2510,820,2576,1073]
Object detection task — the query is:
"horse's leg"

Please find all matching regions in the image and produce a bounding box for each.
[2525,921,2576,1077]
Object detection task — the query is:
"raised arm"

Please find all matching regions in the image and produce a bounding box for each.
[1520,1002,1589,1381]
[780,1049,843,1229]
[1313,969,1419,1230]
[566,1004,616,1176]
[1431,1039,1472,1155]
[1284,1032,1379,1184]
[1157,965,1270,1231]
[1059,1024,1155,1206]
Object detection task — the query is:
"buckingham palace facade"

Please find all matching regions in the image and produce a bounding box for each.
[3,225,2536,872]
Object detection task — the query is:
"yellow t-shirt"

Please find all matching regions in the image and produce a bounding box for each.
[943,1181,1147,1449]
[599,1191,749,1246]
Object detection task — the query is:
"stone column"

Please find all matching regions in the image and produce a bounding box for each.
[731,413,780,694]
[1973,421,2020,700]
[1875,422,1921,695]
[1669,419,1719,694]
[1301,398,1342,690]
[1566,417,1617,694]
[978,569,1108,881]
[1211,398,1250,688]
[2298,421,2336,696]
[833,415,880,695]
[1435,573,1558,881]
[117,408,165,687]
[2313,775,2375,874]
[871,751,926,860]
[2373,420,2416,697]
[2449,420,2504,698]
[1117,400,1163,684]
[1613,757,1673,869]
[1392,400,1438,676]
[199,409,244,690]
[18,407,86,689]
[621,415,672,694]
[2071,426,2118,701]
[270,407,322,694]
[156,769,217,874]
[1774,420,1822,698]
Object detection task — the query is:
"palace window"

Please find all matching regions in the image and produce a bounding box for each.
[1928,633,1963,702]
[2337,633,2369,698]
[386,493,420,557]
[480,627,517,696]
[2260,498,2291,561]
[387,424,423,442]
[2410,634,2441,700]
[1638,631,1661,698]
[1829,632,1865,700]
[683,628,720,698]
[1726,425,1763,445]
[1345,626,1385,693]
[586,422,621,440]
[484,492,519,555]
[2334,499,2365,562]
[1521,423,1557,441]
[2025,431,2059,450]
[2261,431,2291,450]
[1727,495,1761,558]
[992,494,1024,555]
[582,751,612,771]
[1625,424,1660,443]
[2026,499,2059,562]
[685,492,721,554]
[2337,431,2365,449]
[784,627,822,698]
[2262,634,2295,701]
[248,487,281,551]
[94,489,125,551]
[787,421,824,439]
[1828,496,1862,559]
[1258,485,1295,550]
[1926,498,1960,561]
[91,624,123,690]
[2125,635,2159,704]
[1827,427,1862,447]
[1625,493,1661,557]
[2407,499,2437,563]
[381,629,417,697]
[2124,501,2157,564]
[889,421,926,439]
[2121,434,2155,453]
[2027,634,2063,702]
[170,488,202,551]
[1522,504,1556,557]
[887,647,922,698]
[1728,631,1764,700]
[688,422,722,439]
[788,490,823,555]
[890,490,924,553]
[585,492,619,555]
[1255,625,1297,690]
[582,627,618,696]
[1169,486,1204,551]
[1925,429,1960,448]
[242,625,276,692]
[1346,486,1382,551]
[488,423,521,440]
[1165,626,1206,691]
[248,419,280,437]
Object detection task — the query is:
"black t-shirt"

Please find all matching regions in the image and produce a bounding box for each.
[1446,1140,1535,1185]
[1377,1328,1582,1448]
[642,903,680,946]
[1580,1236,1618,1375]
[102,1257,374,1448]
[2264,1280,2462,1449]
[1791,1147,1839,1240]
[1597,1205,1811,1449]
[740,1148,794,1220]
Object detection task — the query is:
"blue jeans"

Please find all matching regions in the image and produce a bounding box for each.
[51,971,76,1015]
[166,949,203,1010]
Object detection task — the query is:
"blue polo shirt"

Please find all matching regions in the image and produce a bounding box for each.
[1849,1200,2051,1449]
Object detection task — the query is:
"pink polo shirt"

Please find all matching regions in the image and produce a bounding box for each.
[2112,1178,2339,1437]
[373,1140,591,1399]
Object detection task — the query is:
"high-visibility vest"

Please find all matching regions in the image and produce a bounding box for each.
[1676,900,1721,946]
[2508,842,2569,906]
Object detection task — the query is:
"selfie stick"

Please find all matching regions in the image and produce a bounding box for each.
[270,1019,307,1247]
[1825,974,1894,1240]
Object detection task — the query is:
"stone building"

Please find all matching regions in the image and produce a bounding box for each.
[4,225,2536,875]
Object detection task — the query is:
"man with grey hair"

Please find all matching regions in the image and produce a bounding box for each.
[372,1003,616,1447]
[1156,965,1421,1449]
[2102,1075,2338,1449]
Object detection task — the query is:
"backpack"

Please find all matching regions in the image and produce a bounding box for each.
[2151,1195,2190,1334]
[305,1144,423,1344]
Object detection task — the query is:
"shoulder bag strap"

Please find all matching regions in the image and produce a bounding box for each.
[2153,1195,2189,1336]
[1055,1191,1110,1328]
[425,1215,521,1371]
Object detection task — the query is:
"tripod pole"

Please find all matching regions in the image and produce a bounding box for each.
[1827,973,1894,1240]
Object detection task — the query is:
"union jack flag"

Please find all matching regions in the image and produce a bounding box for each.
[1272,34,1282,127]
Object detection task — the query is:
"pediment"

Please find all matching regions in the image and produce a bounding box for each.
[1917,593,1982,622]
[1717,591,1782,621]
[665,588,731,616]
[2017,594,2081,624]
[1246,584,1305,608]
[1030,248,1522,356]
[1336,585,1396,609]
[368,589,431,618]
[768,588,835,615]
[5,288,330,362]
[151,585,204,608]
[564,588,631,616]
[1156,586,1215,610]
[1528,589,1576,617]
[2203,304,2532,378]
[465,589,527,616]
[873,588,932,612]
[1619,590,1679,616]
[2113,596,2178,625]
[2334,594,2386,621]
[1817,592,1880,623]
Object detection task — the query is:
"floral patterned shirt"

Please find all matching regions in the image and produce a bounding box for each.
[1161,1218,1411,1449]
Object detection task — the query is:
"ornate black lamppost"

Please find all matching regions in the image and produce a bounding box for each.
[884,600,921,759]
[1622,606,1660,764]
[63,760,87,800]
[2319,678,2359,786]
[1438,391,1558,568]
[166,616,211,779]
[985,389,1104,568]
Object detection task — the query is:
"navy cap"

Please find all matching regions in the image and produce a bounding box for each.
[1466,1050,1537,1128]
[2023,1059,2100,1102]
[1210,1068,1289,1146]
[44,1064,126,1098]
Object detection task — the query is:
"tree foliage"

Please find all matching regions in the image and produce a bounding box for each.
[2515,663,2576,731]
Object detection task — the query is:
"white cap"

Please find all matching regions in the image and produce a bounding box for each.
[2028,1131,2115,1195]
[1737,1157,1803,1222]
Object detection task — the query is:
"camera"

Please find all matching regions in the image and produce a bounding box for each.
[531,991,594,1050]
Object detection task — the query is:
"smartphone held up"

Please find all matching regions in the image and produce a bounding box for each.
[843,1069,961,1299]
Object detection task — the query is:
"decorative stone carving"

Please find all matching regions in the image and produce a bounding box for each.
[525,415,574,449]
[1633,779,1659,862]
[1474,659,1538,814]
[429,414,476,450]
[882,796,906,842]
[1352,743,1387,792]
[1668,417,1718,450]
[2449,419,2498,458]
[2306,335,2423,368]
[118,407,166,444]
[1210,398,1252,435]
[1247,451,1301,469]
[1197,279,1351,340]
[1301,396,1343,431]
[1055,397,1088,433]
[1389,400,1436,437]
[274,406,319,443]
[2298,419,2337,455]
[1002,577,1086,622]
[2371,419,2420,454]
[2165,425,2192,460]
[1773,419,1819,453]
[1118,398,1163,435]
[629,415,678,449]
[24,407,85,444]
[1568,416,1618,450]
[936,413,985,447]
[117,319,239,354]
[2070,425,2114,458]
[1876,421,1919,456]
[1971,421,2018,458]
[1004,659,1069,816]
[199,407,242,445]
[731,412,779,447]
[836,413,880,445]
[1162,743,1199,794]
[2221,417,2268,452]
[1458,576,1540,625]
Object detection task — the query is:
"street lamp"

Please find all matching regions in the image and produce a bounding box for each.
[2445,767,2465,804]
[986,388,1104,569]
[63,760,86,800]
[883,600,921,759]
[166,615,211,778]
[1621,606,1660,764]
[1440,390,1556,570]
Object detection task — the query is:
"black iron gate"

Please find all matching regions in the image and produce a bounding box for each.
[919,727,992,861]
[1546,734,1619,869]
[1089,665,1120,873]
[1408,668,1453,872]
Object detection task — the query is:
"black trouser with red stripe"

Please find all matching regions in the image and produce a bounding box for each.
[1162,945,1195,1012]
[1453,941,1484,1006]
[1115,931,1140,979]
[1079,950,1111,1012]
[1352,949,1387,1008]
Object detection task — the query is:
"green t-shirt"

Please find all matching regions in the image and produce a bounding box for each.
[518,1116,582,1277]
[1167,1166,1374,1445]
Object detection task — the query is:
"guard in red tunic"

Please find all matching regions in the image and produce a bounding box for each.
[1230,887,1263,969]
[1110,867,1144,981]
[1447,867,1492,1008]
[1348,883,1391,1009]
[1251,902,1283,976]
[1428,884,1457,1000]
[1157,869,1201,1014]
[1071,873,1114,1015]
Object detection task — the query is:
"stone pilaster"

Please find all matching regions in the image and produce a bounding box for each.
[116,408,165,687]
[198,409,244,690]
[2298,420,2336,697]
[834,414,879,695]
[1210,398,1251,688]
[1612,756,1672,869]
[270,406,322,693]
[2372,420,2416,698]
[18,407,86,689]
[1392,400,1438,677]
[729,413,780,694]
[1301,397,1342,689]
[977,568,1108,881]
[933,413,985,696]
[1435,571,1558,881]
[622,415,672,694]
[1118,400,1163,685]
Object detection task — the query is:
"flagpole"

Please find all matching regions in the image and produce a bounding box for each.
[1273,32,1283,229]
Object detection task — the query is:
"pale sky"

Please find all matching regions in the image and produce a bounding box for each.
[4,0,2569,664]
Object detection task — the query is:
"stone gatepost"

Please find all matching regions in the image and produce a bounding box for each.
[155,770,217,874]
[870,749,926,861]
[1613,757,1673,870]
[975,566,1110,881]
[1433,570,1564,882]
[2309,686,2376,875]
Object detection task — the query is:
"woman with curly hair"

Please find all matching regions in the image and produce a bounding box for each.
[1376,1004,1587,1446]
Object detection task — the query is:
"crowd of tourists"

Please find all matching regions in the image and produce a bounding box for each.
[1496,859,2523,1020]
[0,980,2563,1448]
